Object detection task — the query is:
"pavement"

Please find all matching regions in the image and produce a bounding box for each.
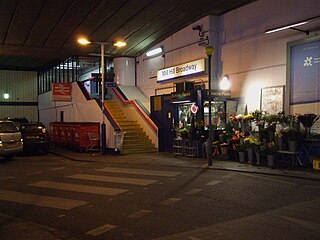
[1,147,319,240]
[48,146,320,182]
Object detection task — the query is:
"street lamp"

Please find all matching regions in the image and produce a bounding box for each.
[78,37,126,155]
[205,46,215,166]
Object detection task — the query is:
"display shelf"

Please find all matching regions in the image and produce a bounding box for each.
[173,138,184,155]
[184,140,197,157]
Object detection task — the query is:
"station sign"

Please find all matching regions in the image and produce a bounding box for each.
[52,83,72,102]
[157,59,205,82]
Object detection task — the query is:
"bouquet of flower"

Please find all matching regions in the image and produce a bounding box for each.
[275,129,284,138]
[297,113,319,128]
[243,114,254,121]
[244,136,260,148]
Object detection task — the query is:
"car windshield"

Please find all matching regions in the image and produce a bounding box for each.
[20,124,46,133]
[0,122,18,133]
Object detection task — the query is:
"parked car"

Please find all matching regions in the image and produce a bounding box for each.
[19,123,50,155]
[0,120,23,160]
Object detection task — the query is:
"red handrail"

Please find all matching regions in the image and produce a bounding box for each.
[112,88,158,133]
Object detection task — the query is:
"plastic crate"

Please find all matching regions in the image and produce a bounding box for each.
[313,159,320,170]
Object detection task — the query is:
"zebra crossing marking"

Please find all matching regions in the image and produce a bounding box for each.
[128,209,152,219]
[205,180,221,186]
[86,224,117,236]
[186,188,203,195]
[30,181,128,196]
[97,167,182,177]
[67,174,158,186]
[161,198,181,205]
[0,190,87,210]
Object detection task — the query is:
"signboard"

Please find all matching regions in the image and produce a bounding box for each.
[78,57,99,68]
[52,83,72,102]
[106,82,117,88]
[157,59,205,82]
[260,86,284,114]
[209,90,231,97]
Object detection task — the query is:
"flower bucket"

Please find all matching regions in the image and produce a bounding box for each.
[238,152,246,163]
[288,140,298,152]
[255,151,261,165]
[267,155,275,168]
[220,145,228,155]
[247,148,254,164]
[276,137,284,150]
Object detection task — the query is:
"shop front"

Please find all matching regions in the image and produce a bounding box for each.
[151,88,237,157]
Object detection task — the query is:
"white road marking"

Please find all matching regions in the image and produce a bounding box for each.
[205,180,221,186]
[128,209,152,219]
[189,236,202,240]
[86,224,117,236]
[30,181,128,196]
[50,167,65,171]
[97,167,182,177]
[161,198,181,205]
[68,174,158,186]
[186,188,203,195]
[0,190,87,210]
[27,171,42,176]
[0,176,15,180]
[281,216,320,233]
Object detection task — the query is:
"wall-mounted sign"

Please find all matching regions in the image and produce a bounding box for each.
[52,83,72,102]
[210,90,231,97]
[79,57,99,68]
[190,104,199,114]
[167,90,197,103]
[157,59,205,82]
[106,82,117,88]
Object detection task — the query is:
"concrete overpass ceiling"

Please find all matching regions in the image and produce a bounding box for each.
[0,0,256,71]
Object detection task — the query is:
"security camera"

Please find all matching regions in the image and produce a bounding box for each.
[192,24,205,37]
[192,25,202,31]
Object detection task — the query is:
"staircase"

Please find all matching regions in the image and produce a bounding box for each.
[104,99,157,154]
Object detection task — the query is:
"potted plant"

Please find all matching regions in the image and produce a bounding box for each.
[236,143,246,163]
[265,141,278,168]
[274,129,285,150]
[284,128,301,152]
[244,136,258,164]
[220,143,229,156]
[297,113,319,139]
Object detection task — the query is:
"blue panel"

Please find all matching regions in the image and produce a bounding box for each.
[290,40,320,104]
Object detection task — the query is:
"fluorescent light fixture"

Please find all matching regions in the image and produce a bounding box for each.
[171,100,191,104]
[146,47,163,57]
[3,93,9,99]
[220,75,231,90]
[265,21,308,34]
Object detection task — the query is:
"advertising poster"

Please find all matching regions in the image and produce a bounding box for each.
[290,39,320,104]
[261,86,284,114]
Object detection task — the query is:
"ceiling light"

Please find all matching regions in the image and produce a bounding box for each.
[265,21,308,34]
[78,38,91,45]
[171,100,191,104]
[146,47,163,57]
[3,93,9,100]
[113,41,127,47]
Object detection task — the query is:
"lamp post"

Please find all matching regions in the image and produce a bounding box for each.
[78,38,126,155]
[205,46,214,166]
[100,43,107,154]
